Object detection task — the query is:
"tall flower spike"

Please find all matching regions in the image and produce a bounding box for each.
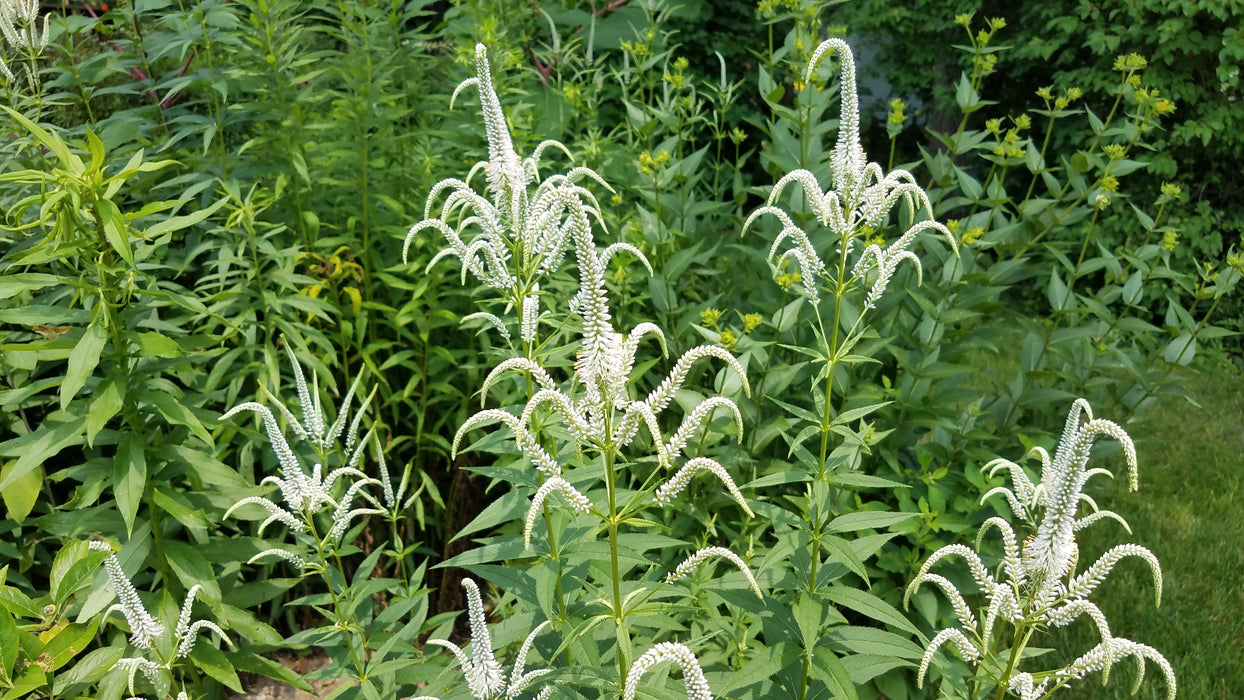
[429,579,504,700]
[90,542,165,650]
[428,579,552,700]
[624,642,713,700]
[748,39,955,305]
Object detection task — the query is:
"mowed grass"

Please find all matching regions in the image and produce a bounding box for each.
[1055,362,1244,698]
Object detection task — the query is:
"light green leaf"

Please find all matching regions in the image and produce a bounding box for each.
[0,414,84,492]
[141,196,228,239]
[86,376,123,446]
[95,199,133,266]
[0,273,60,300]
[190,643,243,692]
[136,331,182,358]
[0,459,40,523]
[0,607,18,679]
[60,323,107,409]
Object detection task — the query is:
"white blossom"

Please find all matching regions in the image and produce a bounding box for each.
[623,642,712,700]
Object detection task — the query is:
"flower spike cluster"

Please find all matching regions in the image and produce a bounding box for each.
[220,345,382,555]
[424,579,553,700]
[406,44,646,344]
[0,0,50,86]
[745,39,955,306]
[905,400,1174,699]
[91,542,231,696]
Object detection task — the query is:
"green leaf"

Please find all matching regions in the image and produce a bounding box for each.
[826,511,916,534]
[0,414,84,493]
[1163,334,1196,365]
[95,199,133,266]
[40,619,97,671]
[823,626,924,660]
[833,401,891,426]
[0,273,60,300]
[86,376,124,446]
[0,608,18,679]
[114,434,146,535]
[824,586,922,638]
[140,196,228,239]
[819,535,868,585]
[60,323,107,409]
[136,331,183,358]
[163,540,221,605]
[190,643,243,692]
[0,459,40,523]
[225,649,314,693]
[51,646,123,694]
[810,646,858,700]
[826,473,908,490]
[144,390,212,446]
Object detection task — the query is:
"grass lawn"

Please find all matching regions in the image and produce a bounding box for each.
[1056,360,1244,698]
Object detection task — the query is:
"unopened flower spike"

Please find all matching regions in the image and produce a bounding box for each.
[173,584,231,659]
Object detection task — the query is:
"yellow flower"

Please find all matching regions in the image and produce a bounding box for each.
[962,227,984,246]
[1036,86,1052,100]
[1162,230,1179,251]
[1101,176,1119,192]
[954,13,972,27]
[1160,182,1182,198]
[700,308,723,329]
[718,329,738,350]
[1013,114,1031,130]
[1067,87,1083,101]
[742,313,763,332]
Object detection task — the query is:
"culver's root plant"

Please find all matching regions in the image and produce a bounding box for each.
[413,43,758,699]
[906,399,1174,699]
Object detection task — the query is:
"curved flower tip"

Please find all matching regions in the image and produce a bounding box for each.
[524,476,592,548]
[666,546,762,598]
[624,642,713,700]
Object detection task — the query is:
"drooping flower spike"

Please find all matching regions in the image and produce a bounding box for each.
[623,642,713,700]
[666,547,762,598]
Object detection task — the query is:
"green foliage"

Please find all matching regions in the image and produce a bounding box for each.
[0,1,1232,699]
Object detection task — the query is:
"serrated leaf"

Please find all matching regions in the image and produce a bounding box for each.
[824,586,922,638]
[826,511,916,534]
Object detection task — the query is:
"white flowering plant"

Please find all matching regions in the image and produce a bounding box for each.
[907,400,1175,699]
[413,43,764,700]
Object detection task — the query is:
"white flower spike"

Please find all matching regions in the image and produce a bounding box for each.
[624,642,713,700]
[906,400,1173,698]
[428,579,552,700]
